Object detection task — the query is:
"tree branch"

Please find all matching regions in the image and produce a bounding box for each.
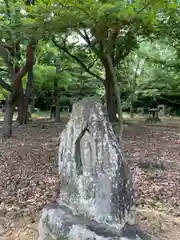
[78,30,100,56]
[9,41,36,103]
[12,42,36,89]
[52,36,104,83]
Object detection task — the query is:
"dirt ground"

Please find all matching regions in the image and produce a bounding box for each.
[0,119,180,239]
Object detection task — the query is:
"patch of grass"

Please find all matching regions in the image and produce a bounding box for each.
[0,112,18,121]
[0,111,70,121]
[31,111,70,119]
[31,111,50,119]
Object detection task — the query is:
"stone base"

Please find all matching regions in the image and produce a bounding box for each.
[38,201,157,240]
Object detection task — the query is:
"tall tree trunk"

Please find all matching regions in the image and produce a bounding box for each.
[103,55,123,139]
[130,92,136,118]
[55,92,60,122]
[51,74,60,122]
[17,81,25,124]
[30,94,36,113]
[130,93,134,118]
[50,96,60,122]
[51,105,55,121]
[104,76,117,123]
[130,104,133,118]
[17,63,34,125]
[17,96,24,124]
[2,97,14,138]
[23,65,34,124]
[54,59,60,122]
[2,42,36,138]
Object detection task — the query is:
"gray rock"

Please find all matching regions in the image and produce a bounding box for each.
[38,202,156,240]
[58,97,134,224]
[38,97,157,240]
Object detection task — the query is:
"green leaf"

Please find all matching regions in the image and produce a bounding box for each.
[24,39,29,45]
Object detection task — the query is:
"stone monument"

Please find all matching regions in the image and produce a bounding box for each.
[157,104,165,117]
[38,97,156,240]
[137,107,144,116]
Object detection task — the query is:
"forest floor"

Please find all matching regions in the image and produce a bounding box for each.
[0,116,180,239]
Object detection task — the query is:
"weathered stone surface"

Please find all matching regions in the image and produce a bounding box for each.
[38,202,156,240]
[157,104,165,116]
[58,97,134,225]
[137,108,144,116]
[38,97,157,240]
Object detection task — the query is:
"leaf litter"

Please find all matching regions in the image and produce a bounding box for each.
[124,124,180,217]
[0,120,179,239]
